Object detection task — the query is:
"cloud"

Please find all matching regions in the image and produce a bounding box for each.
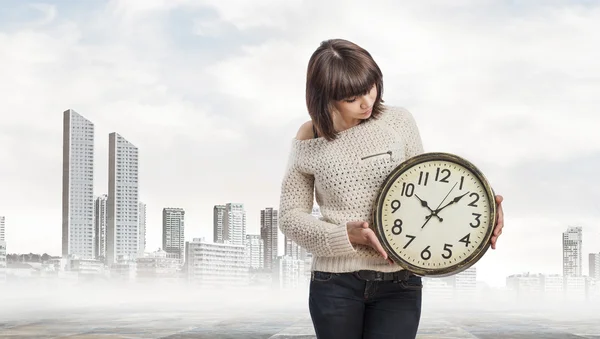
[27,3,57,26]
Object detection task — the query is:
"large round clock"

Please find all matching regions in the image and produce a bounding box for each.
[372,152,496,277]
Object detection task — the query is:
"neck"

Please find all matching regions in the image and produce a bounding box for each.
[332,113,361,133]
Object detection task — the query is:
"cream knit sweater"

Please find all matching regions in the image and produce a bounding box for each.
[278,105,425,273]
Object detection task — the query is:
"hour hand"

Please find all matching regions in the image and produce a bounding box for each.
[415,194,443,222]
[436,191,470,214]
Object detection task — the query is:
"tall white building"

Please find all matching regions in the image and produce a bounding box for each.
[0,216,5,241]
[590,253,600,280]
[213,205,226,243]
[563,226,583,277]
[62,109,95,259]
[138,202,146,257]
[94,194,108,260]
[162,208,185,260]
[107,132,139,264]
[261,207,278,270]
[224,203,246,246]
[0,216,6,283]
[245,234,264,269]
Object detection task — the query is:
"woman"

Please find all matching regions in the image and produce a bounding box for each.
[278,38,504,339]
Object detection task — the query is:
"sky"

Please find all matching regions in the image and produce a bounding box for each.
[0,0,599,287]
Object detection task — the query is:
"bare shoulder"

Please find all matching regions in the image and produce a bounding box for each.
[295,120,315,140]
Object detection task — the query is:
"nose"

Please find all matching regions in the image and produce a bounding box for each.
[360,95,374,109]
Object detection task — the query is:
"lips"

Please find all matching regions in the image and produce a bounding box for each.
[362,108,372,115]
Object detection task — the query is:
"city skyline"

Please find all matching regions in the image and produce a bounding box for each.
[1,109,594,290]
[1,1,600,288]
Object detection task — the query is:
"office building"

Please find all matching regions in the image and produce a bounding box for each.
[213,205,226,243]
[261,207,278,270]
[94,194,108,259]
[185,238,248,286]
[138,202,146,257]
[163,208,185,260]
[107,132,139,264]
[563,226,583,277]
[62,109,95,259]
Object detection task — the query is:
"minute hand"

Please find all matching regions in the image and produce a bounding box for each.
[435,191,470,214]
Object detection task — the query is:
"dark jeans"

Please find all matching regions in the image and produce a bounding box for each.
[308,270,422,339]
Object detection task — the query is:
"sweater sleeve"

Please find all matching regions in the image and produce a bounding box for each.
[278,141,357,257]
[390,106,425,158]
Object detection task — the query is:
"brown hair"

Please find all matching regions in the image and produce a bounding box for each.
[306,38,385,141]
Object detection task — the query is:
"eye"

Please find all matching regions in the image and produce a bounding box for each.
[345,97,357,103]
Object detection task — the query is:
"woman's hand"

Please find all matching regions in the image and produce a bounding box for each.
[491,194,504,249]
[346,221,394,264]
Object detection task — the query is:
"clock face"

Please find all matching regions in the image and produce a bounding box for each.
[374,153,495,277]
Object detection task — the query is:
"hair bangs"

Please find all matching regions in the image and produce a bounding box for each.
[329,60,378,101]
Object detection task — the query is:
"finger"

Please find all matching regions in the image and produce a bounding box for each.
[494,224,502,236]
[495,206,504,235]
[366,231,388,259]
[362,222,369,228]
[495,195,503,204]
[490,236,497,249]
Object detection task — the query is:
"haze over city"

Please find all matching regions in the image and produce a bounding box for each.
[1,0,600,288]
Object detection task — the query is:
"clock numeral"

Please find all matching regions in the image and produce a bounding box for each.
[468,193,479,207]
[418,171,429,186]
[390,200,401,213]
[459,176,465,190]
[403,235,416,249]
[421,246,431,260]
[435,168,451,183]
[392,219,403,235]
[459,233,471,247]
[442,243,453,259]
[470,213,481,228]
[401,182,415,197]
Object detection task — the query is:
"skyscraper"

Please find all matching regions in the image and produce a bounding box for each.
[138,202,147,257]
[224,203,246,246]
[62,109,95,259]
[260,207,278,270]
[94,194,108,260]
[107,132,139,264]
[563,226,582,277]
[0,216,5,283]
[245,234,264,269]
[163,208,185,260]
[213,205,226,243]
[0,216,5,241]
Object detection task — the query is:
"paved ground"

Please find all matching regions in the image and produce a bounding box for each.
[2,308,600,338]
[272,310,600,339]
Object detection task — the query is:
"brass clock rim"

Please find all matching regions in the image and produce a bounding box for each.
[371,152,497,277]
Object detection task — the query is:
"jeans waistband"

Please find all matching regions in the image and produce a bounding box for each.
[353,269,414,282]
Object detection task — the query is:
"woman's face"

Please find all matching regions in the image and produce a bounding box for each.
[332,83,377,121]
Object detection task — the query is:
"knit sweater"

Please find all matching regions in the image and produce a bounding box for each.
[278,105,425,273]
